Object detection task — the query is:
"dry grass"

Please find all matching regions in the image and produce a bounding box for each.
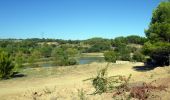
[0,63,170,100]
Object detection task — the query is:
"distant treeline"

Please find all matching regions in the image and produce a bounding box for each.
[0,35,147,54]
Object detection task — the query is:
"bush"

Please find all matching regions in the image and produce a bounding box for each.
[132,51,145,62]
[0,52,14,79]
[85,64,132,95]
[104,51,117,63]
[52,48,77,66]
[68,58,77,65]
[115,45,131,61]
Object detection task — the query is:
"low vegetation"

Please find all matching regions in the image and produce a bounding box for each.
[86,63,168,100]
[0,51,14,79]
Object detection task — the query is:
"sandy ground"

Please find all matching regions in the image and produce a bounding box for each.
[0,62,170,100]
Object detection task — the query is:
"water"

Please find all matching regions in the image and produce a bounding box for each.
[39,57,105,67]
[78,57,104,64]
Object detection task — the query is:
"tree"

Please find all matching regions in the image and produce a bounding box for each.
[144,1,170,66]
[111,36,127,47]
[126,35,147,45]
[0,52,14,79]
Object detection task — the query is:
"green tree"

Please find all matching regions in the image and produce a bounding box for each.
[144,1,170,66]
[111,36,127,47]
[0,52,14,79]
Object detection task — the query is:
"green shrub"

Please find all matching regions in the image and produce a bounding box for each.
[132,51,145,62]
[52,48,77,66]
[92,65,109,94]
[104,51,117,63]
[68,58,77,65]
[0,52,14,79]
[115,45,131,61]
[85,63,132,95]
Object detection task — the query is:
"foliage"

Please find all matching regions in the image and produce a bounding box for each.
[92,65,109,94]
[115,44,131,61]
[132,51,145,62]
[85,42,111,53]
[0,51,14,79]
[83,37,111,53]
[126,35,147,45]
[104,51,117,63]
[85,64,132,95]
[28,54,36,67]
[104,44,133,62]
[111,36,127,47]
[111,35,147,47]
[52,48,77,66]
[0,35,146,67]
[84,37,110,45]
[144,1,170,66]
[68,58,77,65]
[66,48,79,57]
[14,52,25,71]
[40,44,52,58]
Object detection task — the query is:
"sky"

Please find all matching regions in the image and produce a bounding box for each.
[0,0,161,40]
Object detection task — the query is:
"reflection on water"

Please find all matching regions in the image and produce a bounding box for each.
[39,57,105,67]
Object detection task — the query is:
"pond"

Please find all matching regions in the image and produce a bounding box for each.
[78,57,105,64]
[39,56,105,67]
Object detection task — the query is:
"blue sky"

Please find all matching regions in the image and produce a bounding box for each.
[0,0,160,40]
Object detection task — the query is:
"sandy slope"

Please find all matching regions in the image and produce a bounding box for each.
[0,62,170,100]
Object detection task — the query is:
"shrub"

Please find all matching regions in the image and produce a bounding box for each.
[115,45,131,61]
[0,51,14,79]
[92,64,109,94]
[85,63,132,95]
[52,48,77,66]
[68,58,77,65]
[132,51,145,62]
[104,51,117,63]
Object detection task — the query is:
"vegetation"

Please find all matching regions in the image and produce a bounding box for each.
[132,51,145,62]
[85,64,132,94]
[111,35,147,47]
[144,1,170,66]
[52,48,77,66]
[104,51,117,63]
[0,51,14,79]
